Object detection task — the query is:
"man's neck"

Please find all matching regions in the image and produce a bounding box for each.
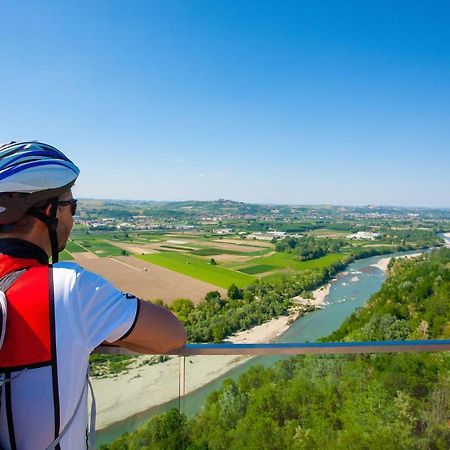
[0,228,51,258]
[0,238,50,264]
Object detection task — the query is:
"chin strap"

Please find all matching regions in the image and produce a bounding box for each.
[29,199,60,263]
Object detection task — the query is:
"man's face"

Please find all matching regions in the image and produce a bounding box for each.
[56,190,75,251]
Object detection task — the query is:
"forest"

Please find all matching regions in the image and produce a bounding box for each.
[275,236,344,260]
[102,249,450,449]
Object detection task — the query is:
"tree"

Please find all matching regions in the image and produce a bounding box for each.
[205,291,222,302]
[228,283,243,300]
[170,298,194,322]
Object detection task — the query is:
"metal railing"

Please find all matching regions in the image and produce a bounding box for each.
[97,339,450,357]
[168,340,450,356]
[169,340,450,413]
[94,340,450,437]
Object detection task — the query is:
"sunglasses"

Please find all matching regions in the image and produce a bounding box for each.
[56,199,78,216]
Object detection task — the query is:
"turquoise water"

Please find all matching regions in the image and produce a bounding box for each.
[95,251,416,447]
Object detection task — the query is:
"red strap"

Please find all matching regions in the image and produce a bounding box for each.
[0,261,51,370]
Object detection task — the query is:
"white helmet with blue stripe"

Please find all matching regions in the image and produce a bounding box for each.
[0,141,80,225]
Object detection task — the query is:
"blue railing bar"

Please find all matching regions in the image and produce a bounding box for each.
[169,340,450,356]
[95,340,450,356]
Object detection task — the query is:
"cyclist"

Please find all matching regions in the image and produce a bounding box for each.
[0,141,187,449]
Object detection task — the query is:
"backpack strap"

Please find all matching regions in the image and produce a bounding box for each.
[45,370,96,449]
[0,369,27,386]
[0,269,28,292]
[0,269,27,350]
[0,268,96,449]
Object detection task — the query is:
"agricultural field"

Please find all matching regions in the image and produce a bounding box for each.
[239,264,277,275]
[59,249,74,261]
[70,239,127,257]
[138,252,254,289]
[64,221,440,301]
[65,239,87,253]
[230,252,345,276]
[61,230,354,300]
[306,229,350,238]
[210,238,273,248]
[69,254,225,304]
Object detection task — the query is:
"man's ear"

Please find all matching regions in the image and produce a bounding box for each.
[42,203,53,217]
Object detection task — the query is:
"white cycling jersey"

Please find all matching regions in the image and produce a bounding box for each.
[0,249,138,450]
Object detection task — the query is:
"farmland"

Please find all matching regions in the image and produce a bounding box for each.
[138,252,254,289]
[59,199,448,303]
[62,230,352,299]
[69,254,225,304]
[233,252,345,276]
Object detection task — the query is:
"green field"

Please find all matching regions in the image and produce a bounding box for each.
[59,249,74,261]
[242,247,274,257]
[238,264,277,274]
[138,252,254,289]
[65,240,86,253]
[191,247,247,256]
[71,239,129,257]
[70,231,165,244]
[240,252,345,271]
[307,228,349,237]
[160,245,197,251]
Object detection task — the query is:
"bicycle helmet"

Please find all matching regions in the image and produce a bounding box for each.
[0,141,80,262]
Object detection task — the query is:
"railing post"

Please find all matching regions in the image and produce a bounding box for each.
[178,355,186,414]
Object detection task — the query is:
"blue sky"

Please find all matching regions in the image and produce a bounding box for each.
[1,1,449,207]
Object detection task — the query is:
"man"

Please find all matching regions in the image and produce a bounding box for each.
[0,141,187,449]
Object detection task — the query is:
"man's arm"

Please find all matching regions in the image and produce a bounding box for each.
[115,300,187,354]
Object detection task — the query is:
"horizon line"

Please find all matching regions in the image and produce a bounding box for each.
[77,197,450,211]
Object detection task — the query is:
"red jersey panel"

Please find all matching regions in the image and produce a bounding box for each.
[0,257,51,370]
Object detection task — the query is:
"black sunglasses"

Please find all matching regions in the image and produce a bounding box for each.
[56,199,78,216]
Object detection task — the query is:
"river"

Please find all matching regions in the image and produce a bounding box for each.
[95,250,421,447]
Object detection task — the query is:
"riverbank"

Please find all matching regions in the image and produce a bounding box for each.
[291,282,332,308]
[444,232,450,248]
[370,252,423,273]
[93,283,331,430]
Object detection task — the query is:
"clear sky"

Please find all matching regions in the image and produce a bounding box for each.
[1,1,449,207]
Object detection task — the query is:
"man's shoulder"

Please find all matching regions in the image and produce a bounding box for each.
[52,261,119,296]
[52,261,83,275]
[52,261,100,285]
[53,261,82,270]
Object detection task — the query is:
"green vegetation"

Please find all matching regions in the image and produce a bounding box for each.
[327,249,450,341]
[59,249,74,260]
[377,228,442,249]
[170,287,292,343]
[249,252,345,272]
[65,239,86,253]
[169,254,349,343]
[238,264,277,274]
[138,252,254,288]
[71,239,130,257]
[275,236,344,260]
[89,354,136,377]
[227,283,244,300]
[307,228,350,237]
[160,245,196,251]
[191,247,246,256]
[89,354,170,378]
[103,250,450,449]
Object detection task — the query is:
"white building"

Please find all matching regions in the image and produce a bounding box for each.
[347,231,381,240]
[246,231,287,241]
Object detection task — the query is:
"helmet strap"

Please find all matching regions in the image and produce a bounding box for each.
[29,199,60,264]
